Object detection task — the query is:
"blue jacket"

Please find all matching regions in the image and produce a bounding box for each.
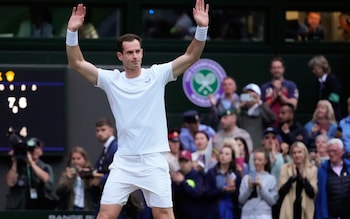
[203,166,241,219]
[172,168,204,219]
[316,158,350,219]
[94,138,118,185]
[180,125,216,152]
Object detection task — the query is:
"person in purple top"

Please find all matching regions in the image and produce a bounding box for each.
[261,57,299,127]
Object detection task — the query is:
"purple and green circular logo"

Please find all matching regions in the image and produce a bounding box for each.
[183,58,226,107]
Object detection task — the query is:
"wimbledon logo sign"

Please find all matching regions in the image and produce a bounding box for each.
[182,58,226,107]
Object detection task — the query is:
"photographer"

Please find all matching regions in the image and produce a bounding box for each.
[6,137,55,210]
[56,146,97,211]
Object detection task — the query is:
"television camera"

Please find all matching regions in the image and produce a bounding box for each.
[7,126,39,161]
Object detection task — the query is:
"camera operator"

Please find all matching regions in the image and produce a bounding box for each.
[5,137,55,210]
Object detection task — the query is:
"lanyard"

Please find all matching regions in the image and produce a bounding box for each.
[26,164,32,189]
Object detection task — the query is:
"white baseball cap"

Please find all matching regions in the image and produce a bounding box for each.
[243,83,261,96]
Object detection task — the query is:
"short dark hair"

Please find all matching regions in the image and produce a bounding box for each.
[306,11,321,17]
[281,103,295,112]
[270,56,285,67]
[117,33,143,53]
[194,130,209,141]
[95,118,114,128]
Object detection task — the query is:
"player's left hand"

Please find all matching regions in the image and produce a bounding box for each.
[193,0,209,27]
[68,3,86,32]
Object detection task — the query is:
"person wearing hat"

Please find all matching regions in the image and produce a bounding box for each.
[171,150,205,219]
[6,137,55,210]
[261,57,299,127]
[237,83,276,151]
[250,127,286,219]
[249,127,285,181]
[165,129,181,172]
[212,107,253,153]
[179,109,216,153]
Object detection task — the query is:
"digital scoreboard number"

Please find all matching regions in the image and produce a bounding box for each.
[0,66,66,155]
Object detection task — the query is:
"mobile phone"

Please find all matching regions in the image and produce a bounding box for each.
[70,164,77,174]
[249,170,256,182]
[240,93,254,102]
[226,172,236,186]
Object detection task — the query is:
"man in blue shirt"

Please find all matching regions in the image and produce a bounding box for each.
[179,110,215,152]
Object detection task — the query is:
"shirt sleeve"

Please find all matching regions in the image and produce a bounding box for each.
[96,68,120,91]
[151,62,176,85]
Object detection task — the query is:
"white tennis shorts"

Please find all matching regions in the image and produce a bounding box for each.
[100,152,173,208]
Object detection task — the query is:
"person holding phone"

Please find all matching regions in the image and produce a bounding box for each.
[239,148,278,219]
[203,145,241,219]
[237,83,276,151]
[278,141,317,219]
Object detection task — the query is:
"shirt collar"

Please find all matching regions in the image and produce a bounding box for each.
[318,74,327,83]
[344,115,350,122]
[330,160,343,168]
[104,136,115,151]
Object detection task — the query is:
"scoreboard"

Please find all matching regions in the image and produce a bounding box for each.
[0,65,66,155]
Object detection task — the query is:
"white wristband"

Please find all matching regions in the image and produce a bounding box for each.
[66,29,78,46]
[194,26,208,41]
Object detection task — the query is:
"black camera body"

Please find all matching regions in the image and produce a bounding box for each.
[7,127,37,161]
[70,164,94,179]
[79,169,93,179]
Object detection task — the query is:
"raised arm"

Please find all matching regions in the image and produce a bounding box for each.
[172,0,209,78]
[66,4,98,85]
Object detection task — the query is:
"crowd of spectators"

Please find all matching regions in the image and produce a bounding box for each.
[4,54,349,219]
[165,55,348,219]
